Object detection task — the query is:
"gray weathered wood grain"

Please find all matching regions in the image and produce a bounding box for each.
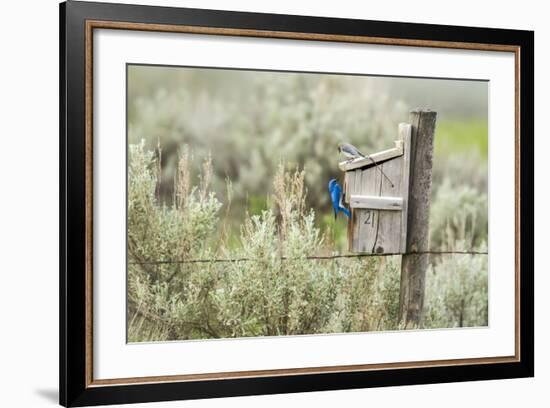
[348,151,406,254]
[399,110,437,328]
[398,123,412,253]
[349,195,403,210]
[374,157,403,254]
[357,163,381,252]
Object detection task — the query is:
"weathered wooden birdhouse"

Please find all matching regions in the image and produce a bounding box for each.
[340,123,412,254]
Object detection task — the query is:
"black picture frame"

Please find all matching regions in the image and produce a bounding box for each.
[60,1,534,406]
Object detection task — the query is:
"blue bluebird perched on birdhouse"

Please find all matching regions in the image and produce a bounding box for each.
[328,178,351,220]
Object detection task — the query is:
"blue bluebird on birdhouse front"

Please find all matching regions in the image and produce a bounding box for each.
[328,178,351,220]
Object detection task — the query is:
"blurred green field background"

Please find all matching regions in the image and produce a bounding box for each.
[127,66,488,250]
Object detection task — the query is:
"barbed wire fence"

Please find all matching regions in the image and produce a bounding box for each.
[128,250,488,266]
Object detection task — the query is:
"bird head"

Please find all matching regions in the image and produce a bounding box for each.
[337,144,343,153]
[328,178,337,190]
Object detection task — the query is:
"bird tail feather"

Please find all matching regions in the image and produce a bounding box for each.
[340,206,351,219]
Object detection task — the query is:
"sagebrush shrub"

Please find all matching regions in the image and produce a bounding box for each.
[424,183,489,328]
[423,241,488,328]
[127,144,407,341]
[429,179,488,251]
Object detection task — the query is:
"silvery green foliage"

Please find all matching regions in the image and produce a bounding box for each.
[332,256,401,333]
[424,181,488,328]
[126,68,490,340]
[429,179,488,250]
[127,145,403,341]
[128,141,222,267]
[432,150,488,196]
[128,142,225,340]
[423,241,488,328]
[128,73,407,211]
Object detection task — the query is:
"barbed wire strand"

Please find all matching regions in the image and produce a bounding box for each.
[128,250,488,266]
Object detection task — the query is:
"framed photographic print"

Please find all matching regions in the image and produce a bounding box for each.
[59,1,534,406]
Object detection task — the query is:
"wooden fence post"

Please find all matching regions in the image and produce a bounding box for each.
[399,109,437,327]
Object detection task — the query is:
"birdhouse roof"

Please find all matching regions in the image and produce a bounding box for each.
[338,140,404,172]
